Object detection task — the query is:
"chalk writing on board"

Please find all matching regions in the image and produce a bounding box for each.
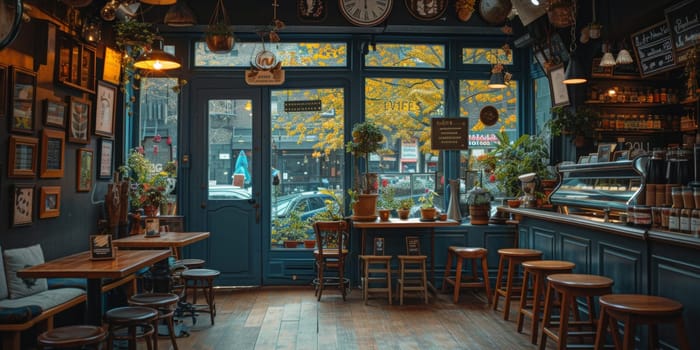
[631,21,677,77]
[665,0,700,61]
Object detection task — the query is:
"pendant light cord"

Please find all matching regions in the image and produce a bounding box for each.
[569,0,577,56]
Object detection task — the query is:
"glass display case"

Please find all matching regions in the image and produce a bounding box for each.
[549,156,649,222]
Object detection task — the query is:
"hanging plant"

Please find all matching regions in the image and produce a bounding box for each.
[205,0,235,54]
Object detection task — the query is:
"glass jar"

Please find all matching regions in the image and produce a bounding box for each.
[661,207,671,229]
[669,207,681,232]
[683,187,694,209]
[672,186,683,208]
[692,209,700,236]
[680,208,692,233]
[635,206,652,227]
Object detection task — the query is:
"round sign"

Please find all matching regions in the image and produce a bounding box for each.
[479,106,499,126]
[253,50,278,70]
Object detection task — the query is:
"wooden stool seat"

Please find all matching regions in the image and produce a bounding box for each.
[493,248,542,320]
[539,273,614,350]
[104,306,158,350]
[129,293,181,350]
[175,258,205,269]
[397,255,428,305]
[359,255,392,305]
[37,325,107,349]
[182,268,220,325]
[442,246,491,304]
[516,260,576,345]
[594,294,690,350]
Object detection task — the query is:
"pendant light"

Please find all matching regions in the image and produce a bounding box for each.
[615,40,634,65]
[488,71,507,89]
[600,43,616,67]
[139,0,176,5]
[164,0,197,27]
[563,0,587,85]
[133,36,181,71]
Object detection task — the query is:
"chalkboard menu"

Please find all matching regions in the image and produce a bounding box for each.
[430,118,469,150]
[665,0,700,62]
[631,20,676,77]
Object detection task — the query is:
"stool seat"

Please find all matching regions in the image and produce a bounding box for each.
[175,258,205,269]
[442,246,490,304]
[105,306,159,324]
[493,248,542,320]
[182,268,220,325]
[522,260,576,271]
[37,325,107,349]
[449,246,487,256]
[104,306,158,350]
[594,294,690,350]
[547,273,614,289]
[181,268,219,279]
[129,292,180,307]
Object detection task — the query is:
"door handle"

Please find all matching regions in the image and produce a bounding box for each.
[201,201,206,209]
[252,202,261,223]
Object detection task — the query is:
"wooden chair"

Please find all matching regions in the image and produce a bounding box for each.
[359,237,393,304]
[313,220,350,301]
[397,236,429,305]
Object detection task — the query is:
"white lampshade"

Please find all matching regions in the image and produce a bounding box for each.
[616,49,634,65]
[600,52,616,67]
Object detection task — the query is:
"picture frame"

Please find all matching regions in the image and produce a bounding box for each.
[40,129,65,178]
[12,184,34,227]
[373,237,385,256]
[588,153,599,163]
[43,98,67,129]
[76,148,93,192]
[297,0,327,22]
[67,96,91,144]
[0,63,7,118]
[102,46,121,86]
[578,155,590,164]
[98,138,114,179]
[8,135,38,178]
[39,186,61,219]
[405,0,448,21]
[591,58,613,78]
[9,66,37,134]
[145,217,160,237]
[596,143,616,163]
[94,81,116,137]
[405,236,421,256]
[613,150,630,161]
[89,235,115,260]
[547,64,570,107]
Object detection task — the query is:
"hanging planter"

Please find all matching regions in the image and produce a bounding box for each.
[547,0,574,28]
[205,0,234,54]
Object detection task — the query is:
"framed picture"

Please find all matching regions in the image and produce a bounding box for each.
[98,138,114,179]
[94,81,116,137]
[145,217,160,237]
[89,235,115,260]
[547,64,570,107]
[67,96,91,144]
[0,63,7,118]
[596,143,616,163]
[588,153,599,163]
[40,129,65,178]
[297,0,327,22]
[405,236,421,256]
[591,58,613,78]
[12,184,34,227]
[8,135,38,178]
[373,237,385,256]
[77,148,93,192]
[39,186,61,219]
[405,0,448,21]
[9,66,37,134]
[43,98,67,128]
[102,46,122,86]
[613,150,630,161]
[578,155,590,164]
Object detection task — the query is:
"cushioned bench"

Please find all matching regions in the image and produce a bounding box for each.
[0,245,87,350]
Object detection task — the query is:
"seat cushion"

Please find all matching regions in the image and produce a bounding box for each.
[0,287,85,310]
[3,244,48,299]
[0,245,8,300]
[0,305,43,324]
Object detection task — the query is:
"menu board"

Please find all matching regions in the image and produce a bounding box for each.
[630,20,677,77]
[430,118,469,150]
[665,0,700,62]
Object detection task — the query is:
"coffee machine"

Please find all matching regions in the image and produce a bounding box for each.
[518,172,540,207]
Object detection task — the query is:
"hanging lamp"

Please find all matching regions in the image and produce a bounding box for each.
[563,0,587,84]
[139,0,176,5]
[164,0,197,27]
[133,36,181,71]
[487,72,507,89]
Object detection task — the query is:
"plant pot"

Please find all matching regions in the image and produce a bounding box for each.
[507,199,522,208]
[420,207,437,221]
[469,204,491,225]
[206,34,234,54]
[397,209,410,220]
[352,194,378,221]
[283,240,299,248]
[143,205,158,217]
[378,209,391,221]
[303,240,316,249]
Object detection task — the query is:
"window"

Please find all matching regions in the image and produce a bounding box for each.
[194,42,347,67]
[365,43,445,68]
[461,48,512,65]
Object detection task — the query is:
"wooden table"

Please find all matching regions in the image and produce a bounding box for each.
[18,249,171,326]
[113,231,210,260]
[353,218,460,287]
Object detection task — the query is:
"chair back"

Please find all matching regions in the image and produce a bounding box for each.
[313,220,348,256]
[405,236,421,255]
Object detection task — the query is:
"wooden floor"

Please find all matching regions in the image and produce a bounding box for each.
[159,285,560,350]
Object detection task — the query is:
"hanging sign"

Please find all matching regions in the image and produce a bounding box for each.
[430,118,469,150]
[630,20,677,77]
[665,0,700,62]
[245,49,285,85]
[284,100,322,112]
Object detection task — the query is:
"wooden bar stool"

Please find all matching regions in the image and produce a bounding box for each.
[539,274,614,350]
[37,325,107,349]
[104,306,159,350]
[359,255,393,305]
[516,260,576,344]
[594,294,690,350]
[182,268,220,325]
[128,292,181,350]
[492,248,542,320]
[397,255,429,305]
[441,246,491,304]
[174,258,205,269]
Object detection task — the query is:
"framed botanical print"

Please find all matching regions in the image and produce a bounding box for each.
[405,0,448,21]
[67,96,91,144]
[297,0,326,22]
[94,81,116,137]
[77,148,93,192]
[39,186,61,219]
[98,138,114,179]
[40,128,65,178]
[8,135,38,178]
[9,66,37,134]
[547,64,570,107]
[12,184,34,227]
[0,63,7,118]
[43,98,67,129]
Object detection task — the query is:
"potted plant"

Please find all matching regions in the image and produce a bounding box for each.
[418,189,439,221]
[377,185,398,221]
[548,106,600,148]
[345,120,384,220]
[272,205,310,248]
[466,185,493,225]
[119,148,169,216]
[205,0,235,54]
[397,198,414,220]
[309,188,347,248]
[487,131,551,200]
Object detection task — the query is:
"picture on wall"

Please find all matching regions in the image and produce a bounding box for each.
[77,148,93,192]
[547,64,570,107]
[0,64,7,118]
[94,81,116,137]
[98,138,114,179]
[39,186,61,219]
[40,129,65,178]
[12,184,34,227]
[67,96,91,144]
[9,66,37,134]
[8,135,38,178]
[43,98,67,129]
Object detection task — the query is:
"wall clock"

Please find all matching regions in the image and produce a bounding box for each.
[405,0,447,21]
[339,0,393,27]
[0,0,22,50]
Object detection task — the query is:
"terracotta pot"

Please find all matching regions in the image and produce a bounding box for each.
[303,240,316,249]
[469,205,491,225]
[398,209,410,220]
[352,194,378,220]
[206,34,234,54]
[143,205,158,217]
[507,199,522,208]
[378,209,391,221]
[283,240,299,248]
[420,207,437,221]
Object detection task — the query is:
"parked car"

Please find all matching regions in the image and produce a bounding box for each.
[208,185,252,200]
[272,191,333,221]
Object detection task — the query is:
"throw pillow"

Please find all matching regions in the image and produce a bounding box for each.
[3,244,48,299]
[0,245,8,300]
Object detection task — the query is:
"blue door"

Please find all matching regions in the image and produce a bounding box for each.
[187,81,262,286]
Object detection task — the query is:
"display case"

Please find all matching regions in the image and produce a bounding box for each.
[549,156,649,222]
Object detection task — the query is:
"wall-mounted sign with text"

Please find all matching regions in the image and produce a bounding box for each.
[430,118,469,150]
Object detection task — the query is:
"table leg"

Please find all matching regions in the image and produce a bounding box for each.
[86,279,103,326]
[152,257,171,293]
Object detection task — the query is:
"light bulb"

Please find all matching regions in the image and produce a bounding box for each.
[153,61,163,70]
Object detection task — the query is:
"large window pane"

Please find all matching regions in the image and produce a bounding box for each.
[194,42,347,67]
[365,43,445,68]
[461,48,512,65]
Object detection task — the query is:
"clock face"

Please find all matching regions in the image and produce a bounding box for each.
[339,0,393,27]
[0,0,22,50]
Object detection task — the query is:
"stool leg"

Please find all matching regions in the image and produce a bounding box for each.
[422,259,428,304]
[386,260,392,305]
[558,291,572,350]
[152,319,159,350]
[516,268,530,334]
[481,256,491,305]
[362,260,369,304]
[622,315,635,350]
[207,281,216,325]
[503,258,515,320]
[493,254,505,311]
[648,322,659,350]
[539,283,555,350]
[442,251,452,293]
[528,272,543,344]
[674,316,691,350]
[453,256,464,303]
[399,260,405,306]
[594,305,609,350]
